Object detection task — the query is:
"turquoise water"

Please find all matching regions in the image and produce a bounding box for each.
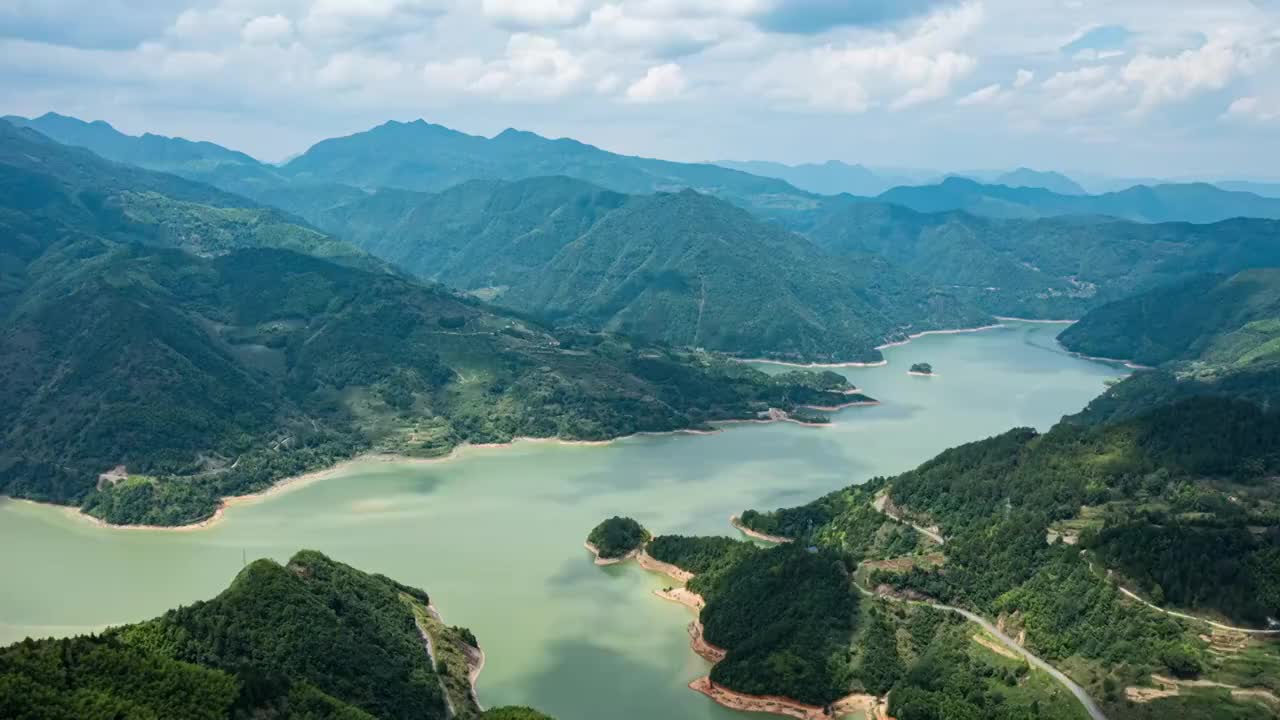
[0,322,1120,719]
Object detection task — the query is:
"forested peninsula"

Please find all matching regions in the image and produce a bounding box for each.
[0,550,555,720]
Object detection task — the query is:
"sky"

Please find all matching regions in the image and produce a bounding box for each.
[2,0,1279,179]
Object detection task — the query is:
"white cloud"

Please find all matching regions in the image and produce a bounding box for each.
[241,15,293,46]
[482,0,595,28]
[624,62,687,102]
[578,2,752,57]
[1041,65,1130,118]
[1224,95,1280,122]
[1014,68,1034,88]
[957,83,1004,106]
[300,0,446,43]
[424,33,587,99]
[316,51,404,89]
[752,2,982,113]
[1122,30,1272,113]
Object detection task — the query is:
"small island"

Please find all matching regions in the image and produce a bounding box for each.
[908,362,934,376]
[585,516,651,564]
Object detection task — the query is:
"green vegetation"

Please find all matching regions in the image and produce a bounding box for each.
[0,551,556,720]
[646,535,760,598]
[586,517,649,559]
[480,709,555,720]
[0,121,866,527]
[300,179,990,363]
[803,201,1280,320]
[910,363,933,375]
[700,544,857,706]
[877,176,1280,224]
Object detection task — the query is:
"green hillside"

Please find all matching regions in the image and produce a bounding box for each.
[0,550,554,720]
[1061,270,1280,422]
[878,177,1280,223]
[730,395,1280,720]
[280,120,817,211]
[805,201,1280,319]
[0,123,865,527]
[305,179,989,363]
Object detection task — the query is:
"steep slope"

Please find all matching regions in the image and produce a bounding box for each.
[1061,270,1280,422]
[0,126,867,526]
[993,167,1086,195]
[5,112,287,198]
[0,550,554,720]
[282,120,816,211]
[806,201,1280,318]
[878,177,1280,223]
[734,395,1280,720]
[500,189,988,362]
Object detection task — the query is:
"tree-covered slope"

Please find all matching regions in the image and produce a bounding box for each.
[309,180,989,363]
[878,176,1280,223]
[0,124,867,527]
[499,189,988,362]
[736,395,1280,719]
[5,112,289,199]
[805,201,1280,319]
[281,119,815,210]
[1059,270,1280,368]
[1061,270,1280,422]
[0,550,555,720]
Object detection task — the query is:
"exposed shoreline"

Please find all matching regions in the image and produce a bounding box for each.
[735,321,1017,369]
[1057,343,1155,371]
[906,371,936,377]
[584,541,639,566]
[689,677,887,720]
[730,515,792,544]
[993,316,1078,324]
[6,409,856,533]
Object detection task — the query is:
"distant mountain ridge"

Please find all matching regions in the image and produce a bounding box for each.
[304,176,989,363]
[878,176,1280,223]
[713,159,916,196]
[992,167,1086,195]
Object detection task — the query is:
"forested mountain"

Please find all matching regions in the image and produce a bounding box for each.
[730,394,1280,720]
[281,120,814,210]
[0,122,865,526]
[993,168,1087,195]
[5,112,288,199]
[0,550,553,720]
[303,178,989,363]
[713,159,912,196]
[803,201,1280,319]
[1059,270,1280,422]
[877,177,1280,223]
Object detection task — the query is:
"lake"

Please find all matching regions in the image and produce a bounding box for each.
[0,321,1120,719]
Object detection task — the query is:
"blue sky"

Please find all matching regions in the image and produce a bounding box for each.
[2,0,1278,178]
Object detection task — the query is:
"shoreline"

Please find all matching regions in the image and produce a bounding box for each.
[584,541,639,566]
[689,677,886,720]
[735,320,1024,369]
[873,323,1005,351]
[993,316,1077,324]
[730,515,792,544]
[906,371,936,377]
[1056,343,1155,371]
[6,412,839,533]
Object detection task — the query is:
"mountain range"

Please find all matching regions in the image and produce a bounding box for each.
[877,176,1280,223]
[0,122,863,527]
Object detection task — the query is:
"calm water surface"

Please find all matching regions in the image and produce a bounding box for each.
[0,322,1120,719]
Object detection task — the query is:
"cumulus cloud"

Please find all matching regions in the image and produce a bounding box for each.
[482,0,595,29]
[242,15,293,46]
[1224,95,1280,122]
[1014,68,1034,88]
[317,51,404,89]
[578,3,750,58]
[424,33,587,99]
[1122,30,1271,113]
[752,2,981,112]
[957,83,1003,106]
[624,62,688,102]
[1041,65,1130,118]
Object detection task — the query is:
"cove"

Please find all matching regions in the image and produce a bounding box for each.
[0,322,1120,719]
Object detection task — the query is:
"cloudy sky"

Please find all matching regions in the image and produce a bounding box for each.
[3,0,1279,178]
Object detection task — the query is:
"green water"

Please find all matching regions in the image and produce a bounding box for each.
[0,322,1120,719]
